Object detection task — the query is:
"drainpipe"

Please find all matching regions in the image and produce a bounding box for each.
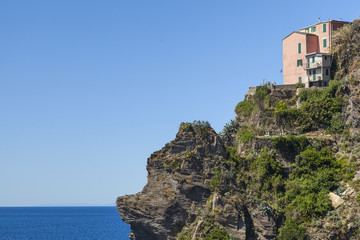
[329,20,332,50]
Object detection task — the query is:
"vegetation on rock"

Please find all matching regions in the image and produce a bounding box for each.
[118,19,360,240]
[235,100,254,117]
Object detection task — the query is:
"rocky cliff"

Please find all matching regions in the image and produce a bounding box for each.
[117,123,227,239]
[117,20,360,240]
[117,119,286,239]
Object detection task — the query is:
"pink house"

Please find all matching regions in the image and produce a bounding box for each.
[283,20,348,87]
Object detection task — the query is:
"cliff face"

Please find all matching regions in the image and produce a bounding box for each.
[117,123,227,239]
[117,123,279,240]
[117,73,360,239]
[117,20,360,239]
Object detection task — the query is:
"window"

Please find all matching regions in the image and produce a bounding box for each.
[323,23,327,32]
[325,56,327,60]
[308,70,311,75]
[298,77,302,83]
[307,58,310,67]
[297,59,303,67]
[312,56,315,63]
[323,38,327,48]
[313,70,316,81]
[311,26,316,32]
[326,69,329,75]
[298,43,301,53]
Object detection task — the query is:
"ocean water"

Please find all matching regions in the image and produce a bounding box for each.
[0,206,131,240]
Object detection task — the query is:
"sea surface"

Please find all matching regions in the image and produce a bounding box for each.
[0,206,131,240]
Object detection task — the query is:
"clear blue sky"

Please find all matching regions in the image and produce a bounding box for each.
[0,0,359,206]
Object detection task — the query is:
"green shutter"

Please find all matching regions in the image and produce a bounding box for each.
[323,38,327,48]
[297,60,303,67]
[312,56,315,63]
[298,77,302,83]
[311,26,316,32]
[298,43,301,53]
[323,23,327,32]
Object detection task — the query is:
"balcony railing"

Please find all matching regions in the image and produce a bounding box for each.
[306,62,322,69]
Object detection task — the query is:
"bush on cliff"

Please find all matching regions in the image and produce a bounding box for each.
[253,85,270,111]
[278,218,307,240]
[272,135,309,157]
[274,80,345,133]
[218,119,239,142]
[235,100,254,117]
[239,129,255,144]
[204,227,229,240]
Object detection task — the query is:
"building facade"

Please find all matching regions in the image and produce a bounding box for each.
[283,20,348,86]
[305,52,331,87]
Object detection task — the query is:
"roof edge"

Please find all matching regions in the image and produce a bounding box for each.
[299,20,350,31]
[282,31,317,41]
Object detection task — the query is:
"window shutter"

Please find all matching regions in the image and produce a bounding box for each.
[298,43,301,53]
[323,39,327,48]
[323,24,326,32]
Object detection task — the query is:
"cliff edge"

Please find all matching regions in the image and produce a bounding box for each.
[117,19,360,240]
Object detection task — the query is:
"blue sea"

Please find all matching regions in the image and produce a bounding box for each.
[0,207,131,240]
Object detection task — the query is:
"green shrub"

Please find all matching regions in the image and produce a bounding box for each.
[294,80,345,132]
[180,122,192,131]
[253,85,270,111]
[234,100,254,117]
[294,82,305,89]
[191,120,211,136]
[278,218,307,240]
[275,101,288,111]
[177,230,191,240]
[274,101,301,128]
[193,120,211,128]
[219,119,239,141]
[209,169,221,192]
[255,148,284,182]
[272,135,309,157]
[327,113,346,134]
[204,227,229,240]
[239,130,255,144]
[283,148,340,220]
[247,148,285,195]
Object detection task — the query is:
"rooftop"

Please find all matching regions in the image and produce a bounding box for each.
[299,19,350,31]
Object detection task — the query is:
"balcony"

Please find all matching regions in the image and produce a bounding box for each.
[306,62,322,69]
[307,76,322,82]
